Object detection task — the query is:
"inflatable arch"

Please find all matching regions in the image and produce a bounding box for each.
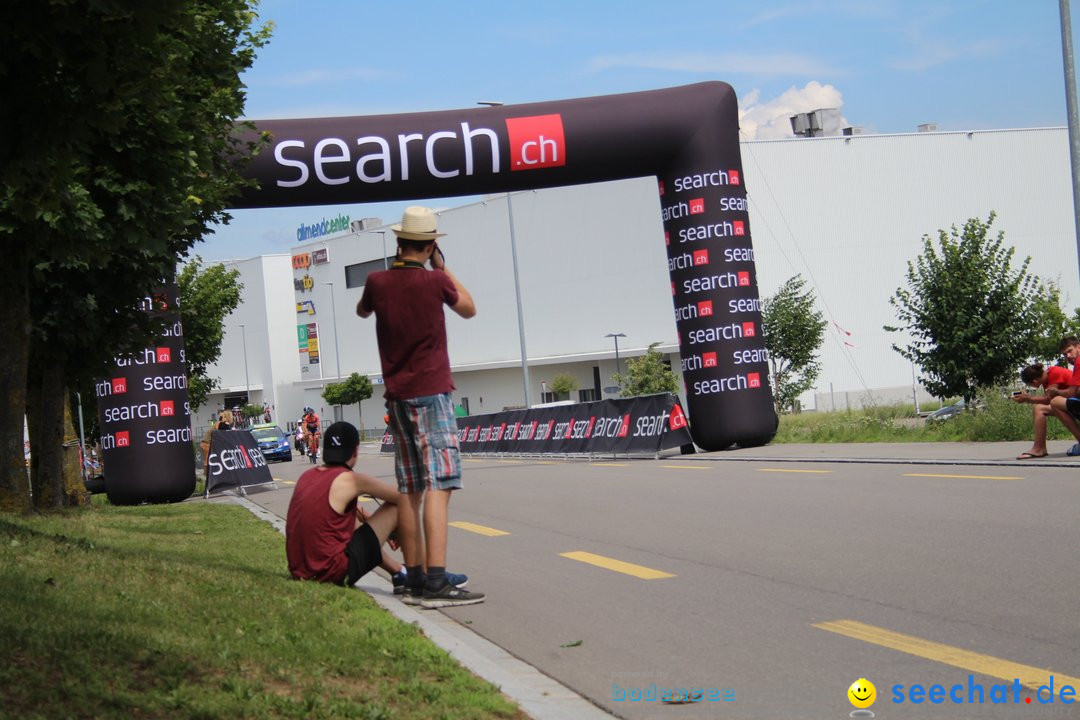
[236,82,778,451]
[99,82,776,503]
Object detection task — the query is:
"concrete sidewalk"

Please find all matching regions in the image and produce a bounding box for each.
[698,439,1080,467]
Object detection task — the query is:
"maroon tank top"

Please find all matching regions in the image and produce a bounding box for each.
[285,465,356,583]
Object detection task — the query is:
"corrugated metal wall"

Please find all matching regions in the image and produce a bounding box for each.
[741,127,1075,402]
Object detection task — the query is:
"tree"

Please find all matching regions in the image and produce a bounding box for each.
[886,213,1047,403]
[0,3,269,510]
[323,373,374,431]
[1024,281,1080,366]
[615,343,679,397]
[549,373,579,401]
[178,257,244,411]
[761,275,828,413]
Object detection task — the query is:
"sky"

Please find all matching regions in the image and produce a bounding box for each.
[199,0,1078,261]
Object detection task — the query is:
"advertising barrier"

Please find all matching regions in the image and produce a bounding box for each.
[204,430,274,495]
[96,283,195,505]
[234,82,778,451]
[382,393,692,456]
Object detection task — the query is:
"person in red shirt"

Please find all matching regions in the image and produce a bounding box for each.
[357,206,484,609]
[1013,337,1080,458]
[286,422,402,585]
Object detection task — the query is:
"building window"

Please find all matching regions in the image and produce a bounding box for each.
[578,388,599,402]
[345,258,392,289]
[541,391,570,404]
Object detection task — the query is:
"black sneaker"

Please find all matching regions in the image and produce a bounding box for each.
[393,571,467,594]
[401,585,424,606]
[421,583,485,609]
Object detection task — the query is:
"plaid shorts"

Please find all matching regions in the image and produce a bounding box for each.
[386,393,462,494]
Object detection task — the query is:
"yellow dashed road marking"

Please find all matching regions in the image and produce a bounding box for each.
[814,620,1080,690]
[560,551,675,579]
[903,473,1022,481]
[449,521,510,537]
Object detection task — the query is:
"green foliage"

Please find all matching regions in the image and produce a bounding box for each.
[761,275,828,414]
[886,213,1048,403]
[1027,282,1080,366]
[549,373,579,398]
[615,343,680,397]
[0,2,271,506]
[323,373,374,419]
[178,257,244,410]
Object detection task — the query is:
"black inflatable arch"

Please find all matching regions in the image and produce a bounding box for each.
[239,81,776,452]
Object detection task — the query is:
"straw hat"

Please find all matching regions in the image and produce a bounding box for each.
[390,206,446,241]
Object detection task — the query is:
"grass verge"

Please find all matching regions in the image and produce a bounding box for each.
[0,502,524,720]
[773,392,1077,444]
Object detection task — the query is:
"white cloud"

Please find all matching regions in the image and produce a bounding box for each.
[738,81,850,140]
[587,52,842,78]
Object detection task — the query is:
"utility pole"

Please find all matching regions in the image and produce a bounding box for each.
[1060,0,1080,282]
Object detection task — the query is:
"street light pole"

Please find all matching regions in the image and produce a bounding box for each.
[506,192,533,408]
[324,281,342,382]
[1059,0,1080,282]
[378,230,388,269]
[478,100,533,408]
[606,332,626,379]
[325,281,343,420]
[238,323,250,408]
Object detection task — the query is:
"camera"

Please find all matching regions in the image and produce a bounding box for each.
[1011,390,1024,397]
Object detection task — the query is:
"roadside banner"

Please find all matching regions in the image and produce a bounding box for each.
[382,393,692,456]
[205,430,273,495]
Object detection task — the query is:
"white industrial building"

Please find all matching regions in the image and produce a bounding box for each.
[195,125,1078,435]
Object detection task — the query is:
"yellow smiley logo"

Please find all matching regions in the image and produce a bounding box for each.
[847,678,876,709]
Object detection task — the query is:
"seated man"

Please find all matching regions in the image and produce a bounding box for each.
[285,421,464,598]
[1013,337,1080,458]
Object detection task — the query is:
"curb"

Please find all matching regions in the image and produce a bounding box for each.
[220,494,614,720]
[674,455,1080,468]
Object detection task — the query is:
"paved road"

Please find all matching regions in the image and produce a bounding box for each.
[248,445,1080,719]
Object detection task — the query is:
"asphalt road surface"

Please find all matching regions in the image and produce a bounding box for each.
[252,451,1080,719]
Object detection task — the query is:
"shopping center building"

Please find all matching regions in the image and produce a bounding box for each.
[196,125,1077,436]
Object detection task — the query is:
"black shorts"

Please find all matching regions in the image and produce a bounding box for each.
[343,522,382,586]
[1066,398,1080,421]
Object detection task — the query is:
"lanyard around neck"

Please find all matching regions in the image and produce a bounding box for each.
[391,260,426,269]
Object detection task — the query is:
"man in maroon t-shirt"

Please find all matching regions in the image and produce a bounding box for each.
[1013,337,1080,459]
[357,206,484,609]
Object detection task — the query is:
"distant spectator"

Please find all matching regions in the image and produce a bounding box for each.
[1013,339,1080,459]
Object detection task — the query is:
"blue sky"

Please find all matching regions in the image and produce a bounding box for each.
[200,0,1076,261]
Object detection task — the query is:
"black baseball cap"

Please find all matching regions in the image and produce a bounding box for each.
[322,421,360,464]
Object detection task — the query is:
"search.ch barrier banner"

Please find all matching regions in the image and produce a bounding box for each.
[382,393,692,456]
[205,430,274,495]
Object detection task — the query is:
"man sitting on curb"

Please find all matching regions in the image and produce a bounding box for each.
[285,421,465,600]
